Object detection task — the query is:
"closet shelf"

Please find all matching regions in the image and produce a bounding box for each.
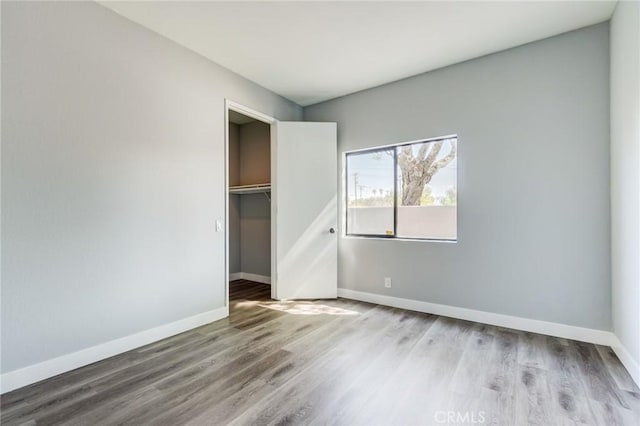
[229,184,271,195]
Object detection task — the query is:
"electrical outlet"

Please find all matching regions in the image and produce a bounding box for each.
[384,277,392,288]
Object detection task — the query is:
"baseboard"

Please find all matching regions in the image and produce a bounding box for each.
[0,306,228,394]
[229,272,271,285]
[610,335,640,388]
[337,288,614,346]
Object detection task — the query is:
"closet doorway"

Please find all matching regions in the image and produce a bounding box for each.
[225,101,276,304]
[225,100,339,307]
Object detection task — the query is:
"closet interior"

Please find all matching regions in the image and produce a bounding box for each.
[228,110,271,285]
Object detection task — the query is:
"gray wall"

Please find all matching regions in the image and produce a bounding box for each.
[228,123,240,274]
[229,195,241,274]
[229,123,241,187]
[239,121,271,186]
[229,124,241,274]
[610,2,640,368]
[1,1,301,374]
[305,24,611,330]
[240,194,271,277]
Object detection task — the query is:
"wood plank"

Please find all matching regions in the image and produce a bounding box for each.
[588,399,639,426]
[518,331,549,369]
[595,344,640,393]
[572,340,630,409]
[514,365,556,426]
[475,327,519,425]
[355,316,476,425]
[448,325,496,396]
[310,309,437,425]
[541,337,598,425]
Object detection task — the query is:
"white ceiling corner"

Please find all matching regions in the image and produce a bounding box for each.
[99,1,617,107]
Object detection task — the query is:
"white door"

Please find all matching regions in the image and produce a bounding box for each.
[273,122,337,300]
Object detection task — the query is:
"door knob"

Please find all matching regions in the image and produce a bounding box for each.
[329,227,335,234]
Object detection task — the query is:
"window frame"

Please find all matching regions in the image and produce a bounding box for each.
[344,146,398,239]
[344,134,458,242]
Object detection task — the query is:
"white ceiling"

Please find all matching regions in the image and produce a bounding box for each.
[100,1,616,106]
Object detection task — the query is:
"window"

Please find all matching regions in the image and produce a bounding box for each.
[345,136,457,241]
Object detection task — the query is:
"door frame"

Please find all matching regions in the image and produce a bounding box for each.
[224,99,278,309]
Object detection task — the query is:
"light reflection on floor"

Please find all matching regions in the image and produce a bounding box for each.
[233,300,262,309]
[260,301,360,315]
[234,299,359,316]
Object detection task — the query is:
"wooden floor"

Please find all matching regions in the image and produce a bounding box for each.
[2,281,639,426]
